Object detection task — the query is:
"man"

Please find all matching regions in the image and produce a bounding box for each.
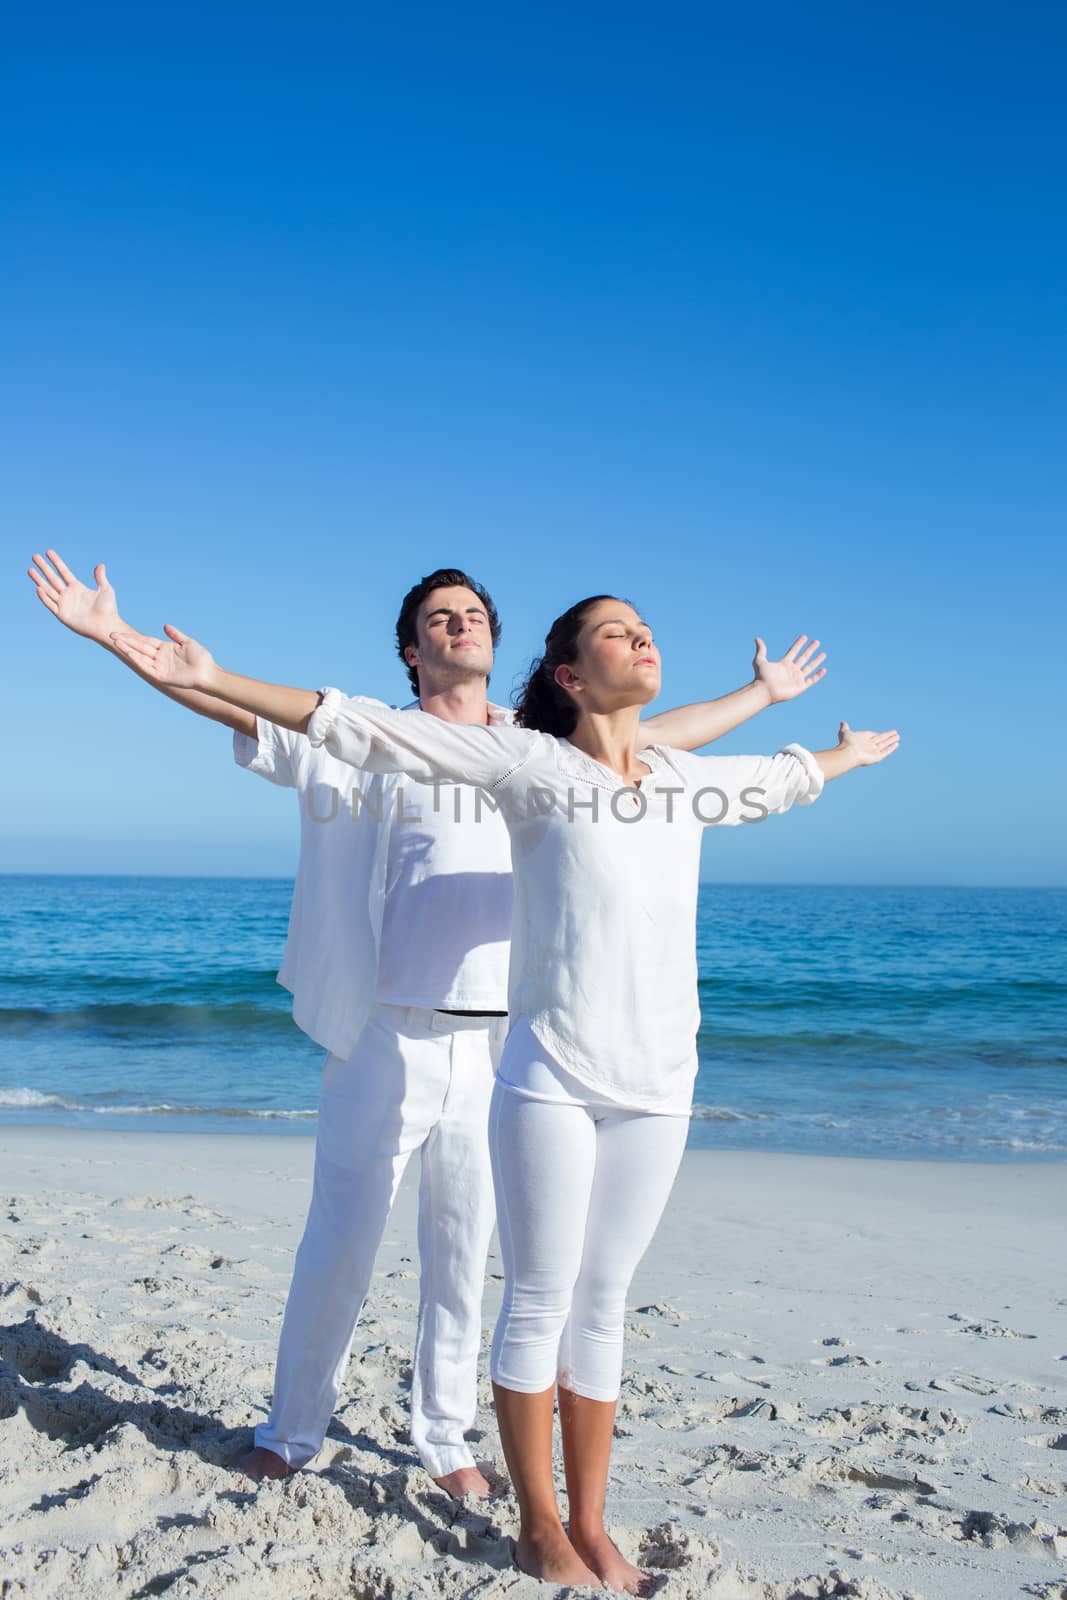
[28,548,827,1496]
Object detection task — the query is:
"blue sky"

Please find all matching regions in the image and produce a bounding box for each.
[3,3,1065,884]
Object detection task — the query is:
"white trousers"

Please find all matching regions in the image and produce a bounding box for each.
[488,1019,690,1402]
[255,1003,505,1477]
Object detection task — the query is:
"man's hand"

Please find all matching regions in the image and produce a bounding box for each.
[753,635,827,702]
[111,625,216,691]
[837,720,900,767]
[28,549,121,645]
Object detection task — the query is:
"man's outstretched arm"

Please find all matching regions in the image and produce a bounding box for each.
[27,549,257,737]
[641,634,828,750]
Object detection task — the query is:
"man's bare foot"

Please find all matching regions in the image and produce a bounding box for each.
[513,1530,602,1587]
[237,1446,296,1482]
[432,1465,492,1499]
[569,1527,651,1595]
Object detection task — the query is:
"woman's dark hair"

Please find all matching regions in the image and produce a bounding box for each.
[514,595,624,736]
[395,567,502,694]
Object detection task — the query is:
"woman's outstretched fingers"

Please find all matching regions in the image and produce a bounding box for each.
[112,632,164,652]
[110,633,158,670]
[841,725,901,766]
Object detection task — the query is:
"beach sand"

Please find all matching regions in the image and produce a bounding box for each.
[1,1127,1064,1599]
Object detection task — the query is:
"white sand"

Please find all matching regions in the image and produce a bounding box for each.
[1,1127,1064,1599]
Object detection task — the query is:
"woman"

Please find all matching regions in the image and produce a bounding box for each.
[113,597,899,1593]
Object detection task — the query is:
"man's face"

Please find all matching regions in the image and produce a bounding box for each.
[406,585,495,692]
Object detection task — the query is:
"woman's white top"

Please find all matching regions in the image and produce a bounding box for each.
[307,691,824,1113]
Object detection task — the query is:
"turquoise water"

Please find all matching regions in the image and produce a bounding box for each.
[1,875,1065,1161]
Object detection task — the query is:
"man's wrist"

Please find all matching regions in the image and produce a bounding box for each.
[748,677,775,709]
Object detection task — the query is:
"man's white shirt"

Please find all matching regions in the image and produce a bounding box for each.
[233,700,514,1059]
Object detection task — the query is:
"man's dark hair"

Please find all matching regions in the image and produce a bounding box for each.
[395,568,502,695]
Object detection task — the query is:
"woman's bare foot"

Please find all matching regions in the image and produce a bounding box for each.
[237,1446,296,1482]
[569,1527,651,1595]
[433,1465,493,1499]
[514,1529,602,1587]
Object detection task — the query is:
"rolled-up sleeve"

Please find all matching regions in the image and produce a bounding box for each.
[307,689,535,788]
[233,717,307,789]
[675,741,824,827]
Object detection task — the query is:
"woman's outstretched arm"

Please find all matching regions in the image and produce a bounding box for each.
[110,625,534,787]
[642,634,827,750]
[111,625,320,730]
[678,719,900,828]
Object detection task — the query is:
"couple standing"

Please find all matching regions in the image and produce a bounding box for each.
[29,550,898,1592]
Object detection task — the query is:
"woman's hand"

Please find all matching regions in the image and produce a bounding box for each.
[753,634,827,702]
[110,624,216,691]
[837,720,900,766]
[28,550,122,645]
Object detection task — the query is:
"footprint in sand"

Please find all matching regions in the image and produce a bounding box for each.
[809,1403,968,1442]
[638,1519,695,1570]
[989,1403,1067,1423]
[814,1458,940,1496]
[682,1442,770,1485]
[696,1369,774,1389]
[949,1509,1067,1556]
[682,1394,795,1423]
[907,1372,1000,1396]
[813,1353,880,1368]
[115,1194,227,1222]
[947,1311,1037,1339]
[634,1301,690,1321]
[1016,1473,1067,1496]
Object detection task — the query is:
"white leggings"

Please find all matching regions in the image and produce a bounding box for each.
[489,1019,690,1402]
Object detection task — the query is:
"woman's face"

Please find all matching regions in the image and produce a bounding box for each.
[555,598,662,712]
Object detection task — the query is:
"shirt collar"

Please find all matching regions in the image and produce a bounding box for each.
[402,698,514,725]
[556,738,667,790]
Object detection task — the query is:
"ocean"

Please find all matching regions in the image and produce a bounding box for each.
[1,875,1064,1162]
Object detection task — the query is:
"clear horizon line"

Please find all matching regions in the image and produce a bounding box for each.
[0,870,1064,892]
